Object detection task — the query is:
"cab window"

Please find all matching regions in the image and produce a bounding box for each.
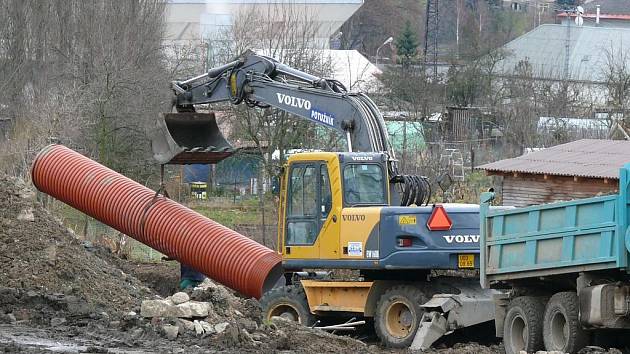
[320,165,332,218]
[288,165,317,217]
[343,164,386,206]
[286,163,332,246]
[286,165,318,245]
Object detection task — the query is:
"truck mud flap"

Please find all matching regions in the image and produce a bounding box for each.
[150,112,235,165]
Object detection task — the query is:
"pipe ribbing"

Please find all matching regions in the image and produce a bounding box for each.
[31,144,282,299]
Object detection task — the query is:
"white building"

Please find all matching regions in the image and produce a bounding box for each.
[165,0,363,48]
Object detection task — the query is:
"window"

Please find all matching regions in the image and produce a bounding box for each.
[289,165,317,217]
[287,165,318,245]
[343,164,386,206]
[320,165,332,218]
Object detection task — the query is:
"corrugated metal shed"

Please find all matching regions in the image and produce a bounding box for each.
[478,139,630,179]
[496,24,630,82]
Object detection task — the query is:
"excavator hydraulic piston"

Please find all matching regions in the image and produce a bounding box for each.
[31,144,282,299]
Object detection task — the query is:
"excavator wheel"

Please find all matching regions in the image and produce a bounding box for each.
[260,285,315,326]
[374,285,427,348]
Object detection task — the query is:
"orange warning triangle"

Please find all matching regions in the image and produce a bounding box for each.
[427,205,452,231]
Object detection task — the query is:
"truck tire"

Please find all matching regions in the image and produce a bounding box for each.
[260,285,315,326]
[374,285,427,348]
[503,296,545,354]
[543,292,588,353]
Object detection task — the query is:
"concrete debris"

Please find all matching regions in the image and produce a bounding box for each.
[162,324,179,340]
[17,208,35,222]
[140,299,173,318]
[214,322,229,334]
[194,279,218,291]
[193,320,214,336]
[176,319,195,332]
[181,301,210,317]
[193,320,203,335]
[171,292,190,305]
[165,303,193,318]
[141,298,210,319]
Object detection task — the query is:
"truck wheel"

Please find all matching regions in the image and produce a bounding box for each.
[503,296,545,354]
[374,285,427,348]
[260,285,314,326]
[543,292,588,353]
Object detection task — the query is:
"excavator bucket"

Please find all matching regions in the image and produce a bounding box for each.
[150,112,235,165]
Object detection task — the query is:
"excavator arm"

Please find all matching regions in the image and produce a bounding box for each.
[151,51,429,206]
[169,52,391,155]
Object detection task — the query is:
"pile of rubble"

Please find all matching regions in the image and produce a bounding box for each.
[140,285,238,340]
[137,279,372,352]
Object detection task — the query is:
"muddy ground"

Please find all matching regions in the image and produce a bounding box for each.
[0,172,619,354]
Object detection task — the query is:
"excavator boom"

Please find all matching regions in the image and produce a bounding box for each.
[152,50,429,206]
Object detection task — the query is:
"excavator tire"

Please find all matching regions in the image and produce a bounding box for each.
[260,285,315,326]
[374,285,427,348]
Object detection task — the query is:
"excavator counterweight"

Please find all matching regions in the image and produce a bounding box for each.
[151,112,235,165]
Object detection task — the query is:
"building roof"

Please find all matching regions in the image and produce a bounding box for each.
[477,139,630,179]
[169,0,362,4]
[583,0,630,16]
[496,24,630,82]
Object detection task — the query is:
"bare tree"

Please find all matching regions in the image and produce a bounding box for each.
[603,45,630,139]
[0,0,169,182]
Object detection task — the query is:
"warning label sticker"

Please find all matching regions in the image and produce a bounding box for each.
[399,215,417,225]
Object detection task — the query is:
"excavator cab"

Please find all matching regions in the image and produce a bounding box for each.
[150,112,235,165]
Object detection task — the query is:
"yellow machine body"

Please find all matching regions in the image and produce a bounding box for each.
[277,152,386,266]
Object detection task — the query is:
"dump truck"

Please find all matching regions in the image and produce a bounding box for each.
[480,163,630,354]
[150,51,499,348]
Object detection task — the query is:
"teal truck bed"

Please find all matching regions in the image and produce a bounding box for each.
[480,164,630,354]
[480,163,630,287]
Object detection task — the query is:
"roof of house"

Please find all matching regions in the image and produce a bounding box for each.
[495,24,630,82]
[583,0,630,16]
[477,139,630,179]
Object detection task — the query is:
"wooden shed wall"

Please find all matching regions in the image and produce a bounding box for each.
[500,174,618,207]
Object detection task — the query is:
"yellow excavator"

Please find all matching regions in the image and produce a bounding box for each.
[152,51,497,349]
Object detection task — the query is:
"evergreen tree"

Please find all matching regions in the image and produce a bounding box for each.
[396,21,419,65]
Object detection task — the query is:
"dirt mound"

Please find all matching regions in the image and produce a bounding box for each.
[0,173,153,317]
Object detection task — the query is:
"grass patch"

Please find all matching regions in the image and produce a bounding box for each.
[190,204,262,228]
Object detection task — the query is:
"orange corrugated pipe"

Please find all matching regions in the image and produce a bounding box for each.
[31,144,283,299]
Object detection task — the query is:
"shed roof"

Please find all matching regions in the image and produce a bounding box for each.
[496,24,630,82]
[477,139,630,179]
